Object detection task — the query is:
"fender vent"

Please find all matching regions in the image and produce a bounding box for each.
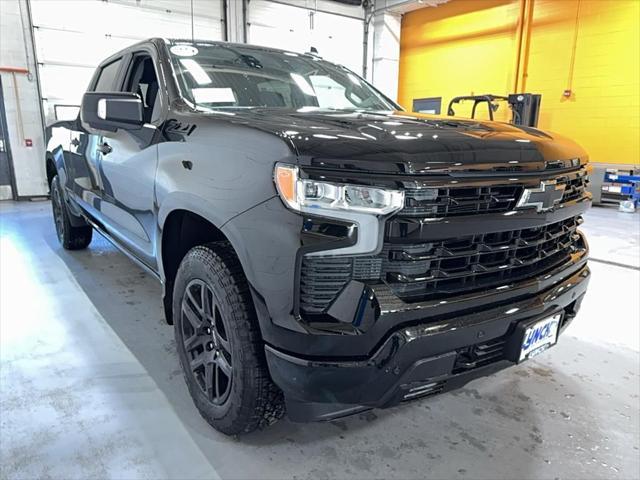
[299,257,352,314]
[299,257,382,314]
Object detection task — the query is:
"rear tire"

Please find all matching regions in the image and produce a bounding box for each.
[173,242,284,435]
[51,174,92,250]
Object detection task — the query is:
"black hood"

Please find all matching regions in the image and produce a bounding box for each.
[203,109,588,174]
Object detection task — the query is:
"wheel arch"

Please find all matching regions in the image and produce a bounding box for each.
[46,152,57,190]
[159,208,252,325]
[46,145,71,194]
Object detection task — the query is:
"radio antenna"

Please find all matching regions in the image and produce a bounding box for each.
[190,0,194,43]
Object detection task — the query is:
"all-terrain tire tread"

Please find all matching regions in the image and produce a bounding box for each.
[51,175,92,250]
[175,242,284,435]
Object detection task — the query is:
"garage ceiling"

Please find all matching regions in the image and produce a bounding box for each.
[378,0,449,14]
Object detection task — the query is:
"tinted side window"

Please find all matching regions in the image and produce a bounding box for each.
[94,58,122,91]
[122,55,161,123]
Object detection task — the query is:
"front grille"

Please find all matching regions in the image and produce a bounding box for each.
[559,173,588,203]
[384,216,582,303]
[299,216,583,314]
[403,185,520,217]
[402,171,588,219]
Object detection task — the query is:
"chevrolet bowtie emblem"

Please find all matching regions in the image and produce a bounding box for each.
[516,180,566,212]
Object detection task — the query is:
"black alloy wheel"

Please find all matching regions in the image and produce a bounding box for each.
[181,278,233,406]
[51,179,65,243]
[173,242,285,435]
[50,174,93,250]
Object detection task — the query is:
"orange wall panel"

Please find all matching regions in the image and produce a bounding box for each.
[398,0,640,165]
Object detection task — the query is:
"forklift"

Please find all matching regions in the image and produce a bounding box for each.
[446,93,542,127]
[446,93,639,212]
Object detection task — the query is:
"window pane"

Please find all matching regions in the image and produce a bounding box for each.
[309,75,351,109]
[95,59,122,92]
[54,105,80,121]
[169,42,394,111]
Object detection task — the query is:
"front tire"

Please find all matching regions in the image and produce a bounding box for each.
[51,174,92,250]
[173,242,284,435]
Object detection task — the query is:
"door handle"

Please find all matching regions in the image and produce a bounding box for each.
[97,142,112,155]
[71,137,80,147]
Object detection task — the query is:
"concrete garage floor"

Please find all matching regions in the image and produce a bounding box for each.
[1,201,638,480]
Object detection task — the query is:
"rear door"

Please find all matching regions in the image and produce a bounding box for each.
[67,56,124,213]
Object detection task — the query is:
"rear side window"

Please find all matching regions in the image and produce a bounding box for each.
[94,58,122,91]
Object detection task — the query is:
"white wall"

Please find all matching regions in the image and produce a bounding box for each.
[260,0,364,19]
[248,0,365,74]
[0,0,48,197]
[369,9,401,102]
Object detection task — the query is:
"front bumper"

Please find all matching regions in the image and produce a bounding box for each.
[265,262,590,422]
[220,174,592,421]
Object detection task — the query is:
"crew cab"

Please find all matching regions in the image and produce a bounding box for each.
[46,38,591,435]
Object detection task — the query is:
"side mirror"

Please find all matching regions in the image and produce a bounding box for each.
[81,92,144,132]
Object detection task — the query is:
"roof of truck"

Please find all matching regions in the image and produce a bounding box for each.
[98,37,325,68]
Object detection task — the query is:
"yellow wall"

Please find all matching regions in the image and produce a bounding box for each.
[398,0,640,165]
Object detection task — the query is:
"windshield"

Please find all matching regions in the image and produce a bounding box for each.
[167,42,397,112]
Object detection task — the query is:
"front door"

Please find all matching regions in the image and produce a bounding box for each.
[96,50,163,270]
[97,127,158,269]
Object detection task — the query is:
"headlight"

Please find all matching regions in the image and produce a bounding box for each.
[274,163,405,257]
[274,163,404,215]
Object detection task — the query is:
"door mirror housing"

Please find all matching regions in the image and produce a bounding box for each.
[81,92,144,132]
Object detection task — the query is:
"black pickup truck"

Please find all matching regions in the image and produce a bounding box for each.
[46,38,591,435]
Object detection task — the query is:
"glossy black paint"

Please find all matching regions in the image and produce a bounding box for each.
[45,38,592,421]
[270,264,590,421]
[81,92,144,132]
[215,108,587,175]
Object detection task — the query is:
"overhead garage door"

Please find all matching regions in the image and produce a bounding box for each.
[248,0,364,75]
[30,0,223,124]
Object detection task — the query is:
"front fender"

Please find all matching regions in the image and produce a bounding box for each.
[154,121,297,283]
[220,196,306,337]
[155,191,233,287]
[155,122,295,224]
[156,191,230,233]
